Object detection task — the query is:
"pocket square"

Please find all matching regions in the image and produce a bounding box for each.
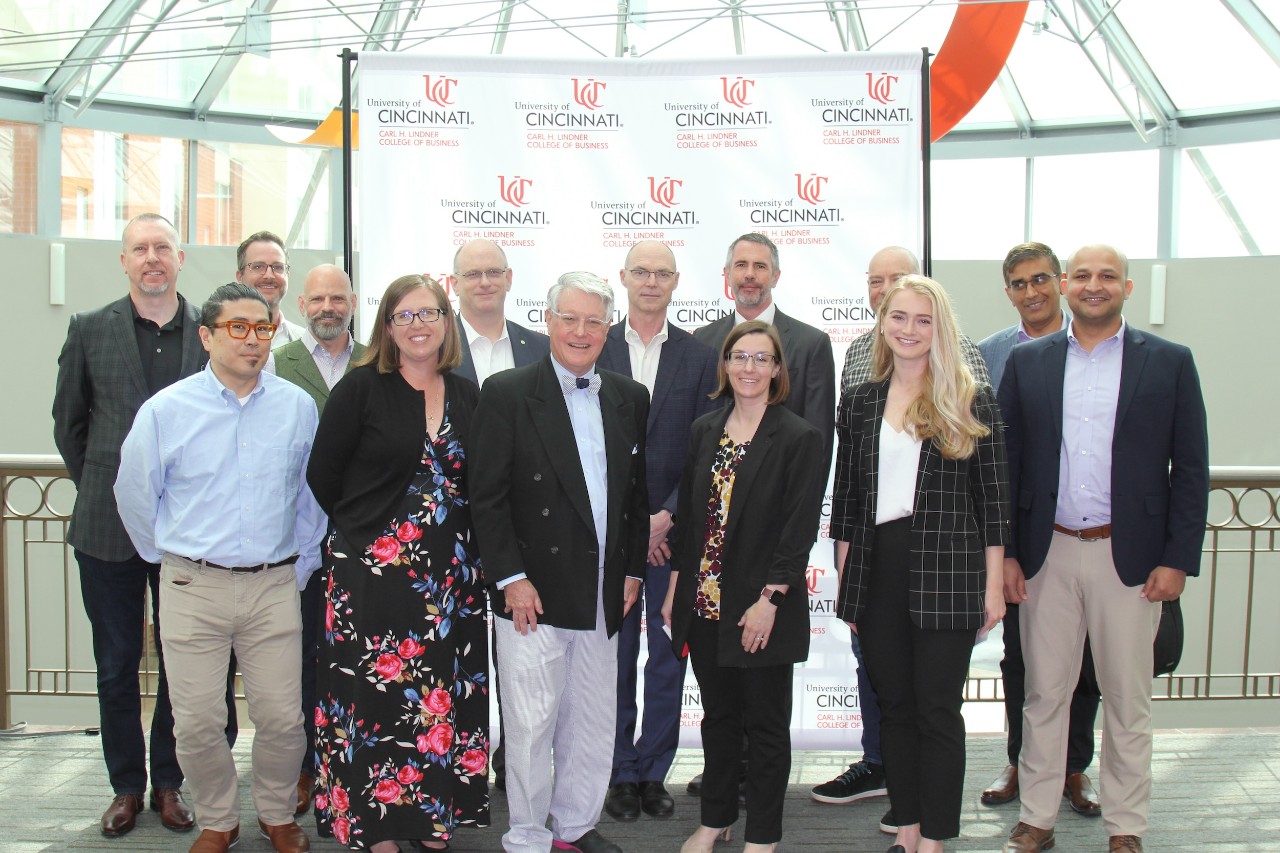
[631,444,638,455]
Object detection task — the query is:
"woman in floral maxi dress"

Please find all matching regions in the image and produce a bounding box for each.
[308,275,488,851]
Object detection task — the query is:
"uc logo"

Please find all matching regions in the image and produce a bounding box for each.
[572,77,607,110]
[423,75,457,106]
[796,173,828,205]
[866,73,897,105]
[498,175,533,207]
[648,176,682,209]
[721,76,755,108]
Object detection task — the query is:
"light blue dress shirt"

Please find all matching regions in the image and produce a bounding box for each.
[115,366,327,587]
[551,357,609,562]
[1056,319,1125,529]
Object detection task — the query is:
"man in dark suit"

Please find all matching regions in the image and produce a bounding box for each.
[52,213,203,838]
[999,245,1209,853]
[472,272,650,853]
[688,232,835,801]
[694,233,835,466]
[448,238,550,386]
[270,263,366,816]
[977,242,1101,817]
[596,242,719,823]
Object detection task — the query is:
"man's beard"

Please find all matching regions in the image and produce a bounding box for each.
[309,313,348,341]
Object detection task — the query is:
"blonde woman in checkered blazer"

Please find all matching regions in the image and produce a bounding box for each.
[831,276,1010,853]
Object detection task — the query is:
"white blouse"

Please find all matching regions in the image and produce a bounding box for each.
[876,418,923,525]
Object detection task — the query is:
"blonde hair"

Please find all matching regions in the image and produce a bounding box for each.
[870,275,988,459]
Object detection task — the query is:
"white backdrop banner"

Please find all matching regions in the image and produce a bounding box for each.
[356,52,924,749]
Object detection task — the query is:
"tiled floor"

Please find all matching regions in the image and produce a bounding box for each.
[1,727,1277,851]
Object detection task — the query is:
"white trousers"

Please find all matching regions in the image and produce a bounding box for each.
[495,607,618,853]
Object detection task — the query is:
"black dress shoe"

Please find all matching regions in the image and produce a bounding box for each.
[553,828,624,852]
[639,781,675,818]
[604,782,641,822]
[686,773,703,796]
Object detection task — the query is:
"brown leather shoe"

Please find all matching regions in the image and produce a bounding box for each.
[101,793,143,837]
[294,772,314,816]
[151,786,196,831]
[1064,771,1102,817]
[189,826,240,853]
[259,819,311,853]
[1004,821,1055,852]
[1109,836,1143,852]
[982,764,1019,805]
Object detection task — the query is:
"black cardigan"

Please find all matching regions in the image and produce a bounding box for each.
[307,365,479,548]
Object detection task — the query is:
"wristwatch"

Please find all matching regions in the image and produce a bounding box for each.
[760,587,785,607]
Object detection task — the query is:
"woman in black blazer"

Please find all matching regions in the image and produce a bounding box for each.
[663,320,825,853]
[831,277,1008,853]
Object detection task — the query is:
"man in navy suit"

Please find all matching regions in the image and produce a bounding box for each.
[448,238,550,386]
[977,242,1101,817]
[597,242,719,823]
[999,245,1208,853]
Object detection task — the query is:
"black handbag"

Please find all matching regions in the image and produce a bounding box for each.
[1152,598,1184,677]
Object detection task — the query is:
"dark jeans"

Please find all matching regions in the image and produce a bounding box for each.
[300,566,325,773]
[687,616,793,845]
[612,558,686,784]
[1001,603,1100,772]
[76,550,238,796]
[857,518,972,841]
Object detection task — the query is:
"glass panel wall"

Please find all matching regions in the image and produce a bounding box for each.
[931,157,1026,260]
[193,140,330,249]
[1031,150,1159,258]
[0,120,38,234]
[1178,140,1280,258]
[60,128,187,239]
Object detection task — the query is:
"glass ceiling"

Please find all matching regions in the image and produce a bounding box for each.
[1,0,1278,138]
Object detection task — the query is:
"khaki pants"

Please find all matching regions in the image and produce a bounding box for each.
[1018,532,1161,837]
[159,555,304,831]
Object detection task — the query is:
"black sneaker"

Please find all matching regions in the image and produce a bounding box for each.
[810,760,888,804]
[879,807,897,834]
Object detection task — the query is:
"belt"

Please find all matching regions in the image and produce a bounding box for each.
[1053,523,1111,541]
[182,555,297,573]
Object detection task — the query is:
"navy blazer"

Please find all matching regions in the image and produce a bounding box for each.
[669,405,824,667]
[453,314,550,386]
[832,381,1009,631]
[596,320,720,515]
[470,357,650,637]
[694,308,836,471]
[997,324,1209,586]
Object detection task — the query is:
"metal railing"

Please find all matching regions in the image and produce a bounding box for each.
[3,456,1277,727]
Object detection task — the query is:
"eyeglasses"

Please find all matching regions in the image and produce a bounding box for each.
[1008,272,1057,292]
[726,350,778,366]
[210,321,277,340]
[241,261,290,276]
[391,307,447,326]
[456,268,508,282]
[549,310,609,334]
[628,268,676,282]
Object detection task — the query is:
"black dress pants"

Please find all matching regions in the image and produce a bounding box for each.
[857,517,974,841]
[687,615,793,845]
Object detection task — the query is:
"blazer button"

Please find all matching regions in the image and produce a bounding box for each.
[550,546,559,555]
[541,508,550,516]
[533,473,542,481]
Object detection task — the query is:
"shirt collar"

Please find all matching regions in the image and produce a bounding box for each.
[737,302,776,327]
[202,362,266,401]
[1067,316,1126,348]
[623,317,669,347]
[129,294,185,331]
[550,355,595,385]
[1017,309,1070,344]
[458,312,509,346]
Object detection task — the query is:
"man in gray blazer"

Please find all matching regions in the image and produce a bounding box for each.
[977,242,1101,816]
[270,263,366,816]
[52,213,204,838]
[448,238,550,386]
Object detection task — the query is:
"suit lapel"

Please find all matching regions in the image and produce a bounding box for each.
[110,298,152,401]
[647,328,680,425]
[600,372,639,553]
[454,314,478,384]
[723,406,779,545]
[509,320,541,368]
[864,383,888,515]
[1115,325,1148,429]
[284,346,330,401]
[1041,333,1068,446]
[527,361,596,533]
[178,296,206,379]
